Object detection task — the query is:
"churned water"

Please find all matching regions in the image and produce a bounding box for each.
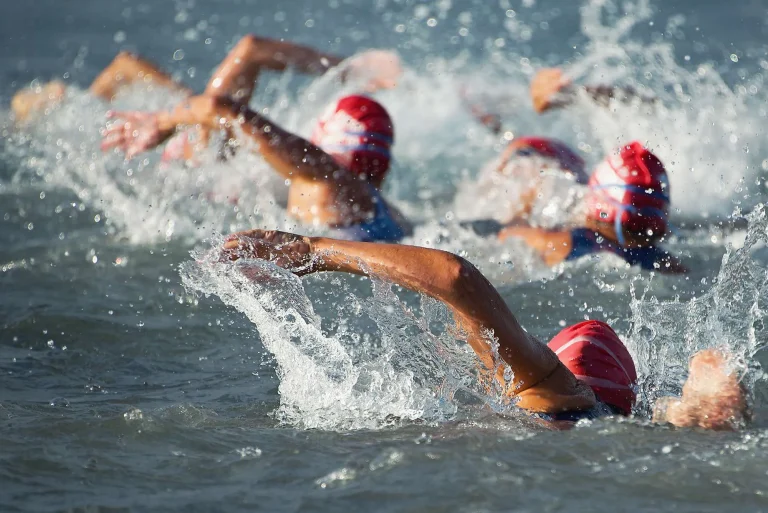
[3,0,768,511]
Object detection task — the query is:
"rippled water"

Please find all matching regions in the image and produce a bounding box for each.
[3,0,768,511]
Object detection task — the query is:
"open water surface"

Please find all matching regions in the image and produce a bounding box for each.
[3,0,768,511]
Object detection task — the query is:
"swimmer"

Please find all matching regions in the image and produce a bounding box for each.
[460,87,591,223]
[461,68,654,135]
[11,34,402,161]
[101,94,411,242]
[464,139,685,273]
[461,74,684,272]
[463,135,590,229]
[219,229,746,430]
[495,141,687,273]
[530,67,656,114]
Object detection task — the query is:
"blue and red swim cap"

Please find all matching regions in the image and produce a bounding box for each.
[586,141,670,245]
[311,95,394,182]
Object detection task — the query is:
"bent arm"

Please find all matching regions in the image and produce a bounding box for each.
[531,68,656,113]
[310,238,560,392]
[156,97,358,184]
[204,34,344,101]
[497,226,572,266]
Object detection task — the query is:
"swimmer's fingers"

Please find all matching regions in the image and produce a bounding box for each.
[225,229,304,247]
[530,68,573,113]
[106,110,147,123]
[100,132,124,152]
[101,115,140,153]
[221,231,314,273]
[221,236,261,261]
[225,229,269,243]
[221,234,280,262]
[100,124,130,153]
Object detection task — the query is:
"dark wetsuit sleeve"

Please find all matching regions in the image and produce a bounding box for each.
[567,228,671,271]
[621,246,670,270]
[565,228,598,261]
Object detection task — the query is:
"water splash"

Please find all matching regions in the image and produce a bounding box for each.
[4,0,765,245]
[180,244,489,430]
[564,0,765,219]
[627,206,768,414]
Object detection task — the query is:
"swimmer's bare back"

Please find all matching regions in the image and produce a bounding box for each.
[219,230,746,429]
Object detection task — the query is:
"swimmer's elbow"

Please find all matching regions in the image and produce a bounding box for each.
[440,253,487,298]
[234,34,273,61]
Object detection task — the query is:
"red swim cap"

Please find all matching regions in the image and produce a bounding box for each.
[547,320,638,415]
[505,137,588,183]
[586,141,670,245]
[310,95,394,182]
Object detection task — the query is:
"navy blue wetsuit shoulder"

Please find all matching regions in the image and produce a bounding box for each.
[331,186,405,243]
[566,228,670,270]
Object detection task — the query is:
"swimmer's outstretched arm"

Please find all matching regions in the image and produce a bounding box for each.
[204,35,402,103]
[12,52,191,123]
[219,230,745,428]
[531,68,656,114]
[89,52,191,101]
[203,35,345,102]
[221,230,596,413]
[497,225,688,274]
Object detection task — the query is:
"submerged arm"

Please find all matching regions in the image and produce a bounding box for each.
[459,87,503,134]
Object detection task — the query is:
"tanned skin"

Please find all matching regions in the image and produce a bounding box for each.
[218,229,742,427]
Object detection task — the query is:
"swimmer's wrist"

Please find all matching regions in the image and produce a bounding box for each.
[156,112,177,134]
[308,236,329,271]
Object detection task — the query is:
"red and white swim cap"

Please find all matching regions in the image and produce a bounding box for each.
[310,95,394,182]
[586,141,670,245]
[505,136,588,183]
[547,320,638,415]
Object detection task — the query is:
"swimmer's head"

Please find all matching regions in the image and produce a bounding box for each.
[499,137,587,183]
[548,320,638,415]
[311,95,394,186]
[586,141,670,247]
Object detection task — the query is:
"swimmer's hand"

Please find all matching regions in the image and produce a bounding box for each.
[221,230,317,276]
[11,80,67,123]
[101,111,175,159]
[342,50,403,92]
[653,349,747,431]
[530,68,573,113]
